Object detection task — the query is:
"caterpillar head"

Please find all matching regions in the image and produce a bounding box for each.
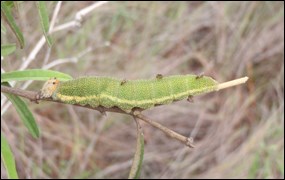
[40,77,60,99]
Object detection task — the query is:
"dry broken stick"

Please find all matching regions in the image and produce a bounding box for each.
[1,76,248,148]
[133,112,195,148]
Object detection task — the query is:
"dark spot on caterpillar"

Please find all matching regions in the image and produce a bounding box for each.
[195,73,204,79]
[187,95,194,103]
[156,74,163,80]
[120,79,127,85]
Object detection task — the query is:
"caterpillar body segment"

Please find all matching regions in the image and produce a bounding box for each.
[40,75,218,112]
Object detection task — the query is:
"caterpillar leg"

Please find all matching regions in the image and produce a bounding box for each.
[120,79,127,85]
[187,95,194,103]
[195,72,204,79]
[156,74,163,80]
[97,106,107,116]
[132,107,144,115]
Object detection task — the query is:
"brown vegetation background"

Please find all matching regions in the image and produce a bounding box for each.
[1,1,284,178]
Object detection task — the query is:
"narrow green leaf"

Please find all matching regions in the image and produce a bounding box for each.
[1,22,7,34]
[36,2,53,47]
[128,121,144,179]
[1,133,19,179]
[1,3,25,48]
[2,82,40,138]
[3,2,15,8]
[1,44,16,57]
[1,69,73,82]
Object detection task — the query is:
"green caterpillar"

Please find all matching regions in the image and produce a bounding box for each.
[40,74,218,113]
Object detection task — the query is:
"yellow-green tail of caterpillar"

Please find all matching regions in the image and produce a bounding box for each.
[40,75,218,112]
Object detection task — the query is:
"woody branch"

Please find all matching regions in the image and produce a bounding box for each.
[1,85,195,148]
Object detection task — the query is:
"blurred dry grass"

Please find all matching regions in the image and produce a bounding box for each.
[1,1,284,179]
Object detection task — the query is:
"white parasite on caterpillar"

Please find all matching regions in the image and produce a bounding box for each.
[40,74,218,113]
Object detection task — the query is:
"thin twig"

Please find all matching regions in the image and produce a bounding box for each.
[1,86,38,101]
[51,1,108,33]
[75,1,108,22]
[49,1,62,32]
[217,76,248,91]
[134,113,195,148]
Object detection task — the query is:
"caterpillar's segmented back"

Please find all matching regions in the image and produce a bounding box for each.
[40,75,218,112]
